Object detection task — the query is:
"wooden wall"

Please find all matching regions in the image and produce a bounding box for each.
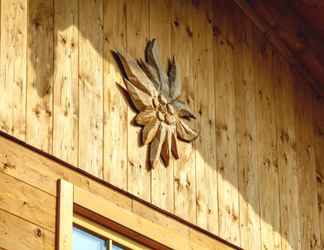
[0,0,323,249]
[0,134,236,250]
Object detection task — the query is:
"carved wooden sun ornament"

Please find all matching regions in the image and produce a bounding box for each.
[115,39,199,169]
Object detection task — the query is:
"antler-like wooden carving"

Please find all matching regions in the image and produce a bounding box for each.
[115,39,198,169]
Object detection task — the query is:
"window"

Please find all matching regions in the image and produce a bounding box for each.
[73,214,150,250]
[73,225,132,250]
[73,227,106,250]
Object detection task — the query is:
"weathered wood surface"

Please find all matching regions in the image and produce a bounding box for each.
[126,0,151,202]
[192,0,218,236]
[26,0,53,152]
[213,0,239,242]
[0,0,27,140]
[233,0,324,96]
[172,0,196,224]
[233,11,260,250]
[255,32,281,250]
[0,134,237,250]
[275,56,301,250]
[53,0,79,166]
[78,0,104,178]
[149,0,174,212]
[103,0,128,190]
[0,208,55,250]
[0,0,322,248]
[0,172,56,232]
[313,97,324,250]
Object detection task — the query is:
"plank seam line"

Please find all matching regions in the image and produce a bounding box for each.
[0,130,242,250]
[0,207,55,234]
[0,170,55,198]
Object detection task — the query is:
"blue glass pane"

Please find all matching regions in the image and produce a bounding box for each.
[73,227,107,250]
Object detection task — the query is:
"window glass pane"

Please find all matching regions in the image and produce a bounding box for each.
[73,226,107,250]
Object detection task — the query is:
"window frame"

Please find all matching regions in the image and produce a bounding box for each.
[56,179,237,250]
[56,179,169,250]
[73,214,151,250]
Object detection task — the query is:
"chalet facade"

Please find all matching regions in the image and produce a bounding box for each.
[0,0,323,250]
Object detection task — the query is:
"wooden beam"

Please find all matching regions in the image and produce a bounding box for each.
[232,0,324,96]
[56,179,73,250]
[74,184,235,250]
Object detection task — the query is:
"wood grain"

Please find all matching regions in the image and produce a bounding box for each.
[103,0,128,190]
[0,134,132,210]
[233,12,260,250]
[53,0,79,166]
[172,0,196,224]
[57,179,73,250]
[213,0,239,244]
[193,0,218,236]
[0,0,27,140]
[0,1,322,249]
[0,172,56,232]
[313,96,324,250]
[149,0,174,213]
[274,56,301,250]
[0,209,54,250]
[255,32,281,250]
[295,79,321,250]
[126,0,151,202]
[26,0,53,153]
[78,0,104,177]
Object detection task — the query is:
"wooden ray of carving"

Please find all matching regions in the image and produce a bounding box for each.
[161,127,172,167]
[176,120,199,142]
[146,39,163,85]
[135,108,156,126]
[171,99,197,119]
[116,52,158,97]
[138,59,160,90]
[168,57,182,100]
[142,119,160,145]
[150,124,167,169]
[171,127,180,159]
[124,79,152,112]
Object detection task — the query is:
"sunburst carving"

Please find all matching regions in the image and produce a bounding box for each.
[115,39,199,169]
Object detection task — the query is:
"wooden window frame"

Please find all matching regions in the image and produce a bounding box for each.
[56,179,236,250]
[73,214,151,250]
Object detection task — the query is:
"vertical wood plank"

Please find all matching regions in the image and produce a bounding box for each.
[53,0,79,166]
[255,34,281,250]
[192,0,218,235]
[313,96,324,250]
[26,0,54,153]
[213,0,240,244]
[149,0,174,213]
[233,14,260,250]
[0,0,27,140]
[126,0,151,202]
[172,0,196,223]
[103,0,127,190]
[79,0,104,177]
[275,57,301,250]
[57,179,73,250]
[295,79,321,250]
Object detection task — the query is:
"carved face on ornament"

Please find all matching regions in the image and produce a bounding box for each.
[115,39,199,169]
